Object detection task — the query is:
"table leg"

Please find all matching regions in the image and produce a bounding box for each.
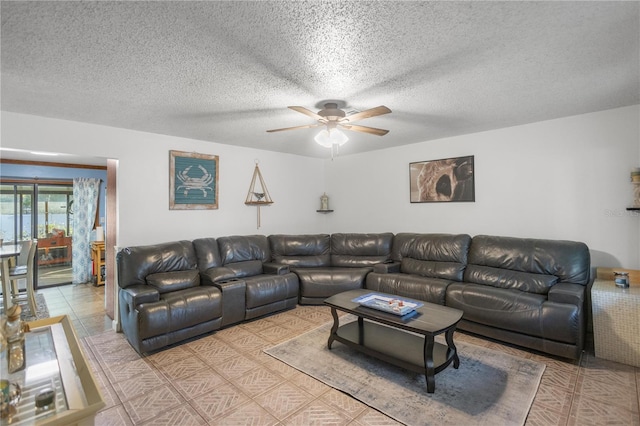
[445,328,460,369]
[423,335,436,393]
[328,307,339,349]
[1,258,13,311]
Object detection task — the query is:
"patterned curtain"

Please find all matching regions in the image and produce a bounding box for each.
[72,178,101,284]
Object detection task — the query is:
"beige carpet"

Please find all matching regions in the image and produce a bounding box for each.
[265,318,545,426]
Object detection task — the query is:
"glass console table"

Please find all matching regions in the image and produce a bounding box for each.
[1,316,105,425]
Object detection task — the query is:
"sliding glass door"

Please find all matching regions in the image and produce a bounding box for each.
[36,185,73,287]
[0,183,34,243]
[0,181,74,287]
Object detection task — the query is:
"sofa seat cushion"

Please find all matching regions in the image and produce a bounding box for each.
[137,286,222,339]
[146,270,200,293]
[365,272,452,305]
[293,267,370,299]
[446,283,580,343]
[244,273,299,309]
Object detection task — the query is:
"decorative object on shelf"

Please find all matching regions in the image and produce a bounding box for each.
[317,192,333,212]
[319,193,330,211]
[245,161,273,229]
[94,226,104,242]
[410,155,475,203]
[614,271,630,288]
[169,150,219,210]
[630,168,640,208]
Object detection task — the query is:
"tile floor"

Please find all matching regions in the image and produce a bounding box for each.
[38,284,640,426]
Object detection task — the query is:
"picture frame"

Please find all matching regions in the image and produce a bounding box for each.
[169,150,219,210]
[409,155,474,203]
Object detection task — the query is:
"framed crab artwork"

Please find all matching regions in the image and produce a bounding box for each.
[169,150,219,209]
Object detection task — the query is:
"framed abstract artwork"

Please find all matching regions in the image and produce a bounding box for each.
[169,150,219,209]
[409,155,475,203]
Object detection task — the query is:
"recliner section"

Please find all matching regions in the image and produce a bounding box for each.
[117,240,224,354]
[366,233,471,305]
[194,235,299,326]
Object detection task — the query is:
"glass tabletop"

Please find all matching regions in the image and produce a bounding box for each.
[2,322,84,425]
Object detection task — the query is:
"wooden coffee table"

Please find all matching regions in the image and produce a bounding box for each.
[324,289,463,393]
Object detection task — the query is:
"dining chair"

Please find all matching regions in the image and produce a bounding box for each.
[8,239,38,315]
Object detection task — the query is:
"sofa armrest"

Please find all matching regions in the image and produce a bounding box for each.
[264,262,290,275]
[120,284,160,306]
[201,274,246,327]
[373,261,401,274]
[201,266,238,283]
[548,282,585,307]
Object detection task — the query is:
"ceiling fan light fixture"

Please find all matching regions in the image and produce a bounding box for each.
[314,128,348,148]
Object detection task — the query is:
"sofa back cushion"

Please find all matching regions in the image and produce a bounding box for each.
[217,235,270,265]
[330,233,394,267]
[117,240,197,289]
[193,238,223,272]
[269,234,331,267]
[392,233,471,281]
[147,270,200,293]
[465,235,591,293]
[464,265,558,294]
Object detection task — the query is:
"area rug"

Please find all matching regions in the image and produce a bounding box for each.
[4,293,50,321]
[264,319,545,426]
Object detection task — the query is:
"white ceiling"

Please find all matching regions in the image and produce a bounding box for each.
[1,1,639,160]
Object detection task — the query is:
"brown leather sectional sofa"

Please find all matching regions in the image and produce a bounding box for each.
[116,232,590,359]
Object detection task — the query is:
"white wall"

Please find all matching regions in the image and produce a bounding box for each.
[3,106,639,269]
[324,105,640,269]
[1,112,327,247]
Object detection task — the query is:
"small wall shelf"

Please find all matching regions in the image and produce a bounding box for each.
[316,209,334,213]
[626,207,640,211]
[245,161,273,229]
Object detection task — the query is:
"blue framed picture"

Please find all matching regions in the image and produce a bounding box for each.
[169,150,219,209]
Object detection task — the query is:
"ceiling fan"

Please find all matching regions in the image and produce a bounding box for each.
[266,102,391,137]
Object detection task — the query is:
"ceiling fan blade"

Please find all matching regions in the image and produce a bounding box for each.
[266,123,323,133]
[339,123,389,136]
[340,105,391,123]
[288,106,324,120]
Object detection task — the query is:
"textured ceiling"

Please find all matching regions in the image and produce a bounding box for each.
[1,1,639,160]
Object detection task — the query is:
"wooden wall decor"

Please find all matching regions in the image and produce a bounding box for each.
[169,150,219,210]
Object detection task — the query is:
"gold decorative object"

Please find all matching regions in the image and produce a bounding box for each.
[245,161,273,228]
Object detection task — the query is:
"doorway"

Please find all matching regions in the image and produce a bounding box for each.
[0,181,74,287]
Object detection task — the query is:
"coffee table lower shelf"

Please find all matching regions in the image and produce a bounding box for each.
[328,319,457,392]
